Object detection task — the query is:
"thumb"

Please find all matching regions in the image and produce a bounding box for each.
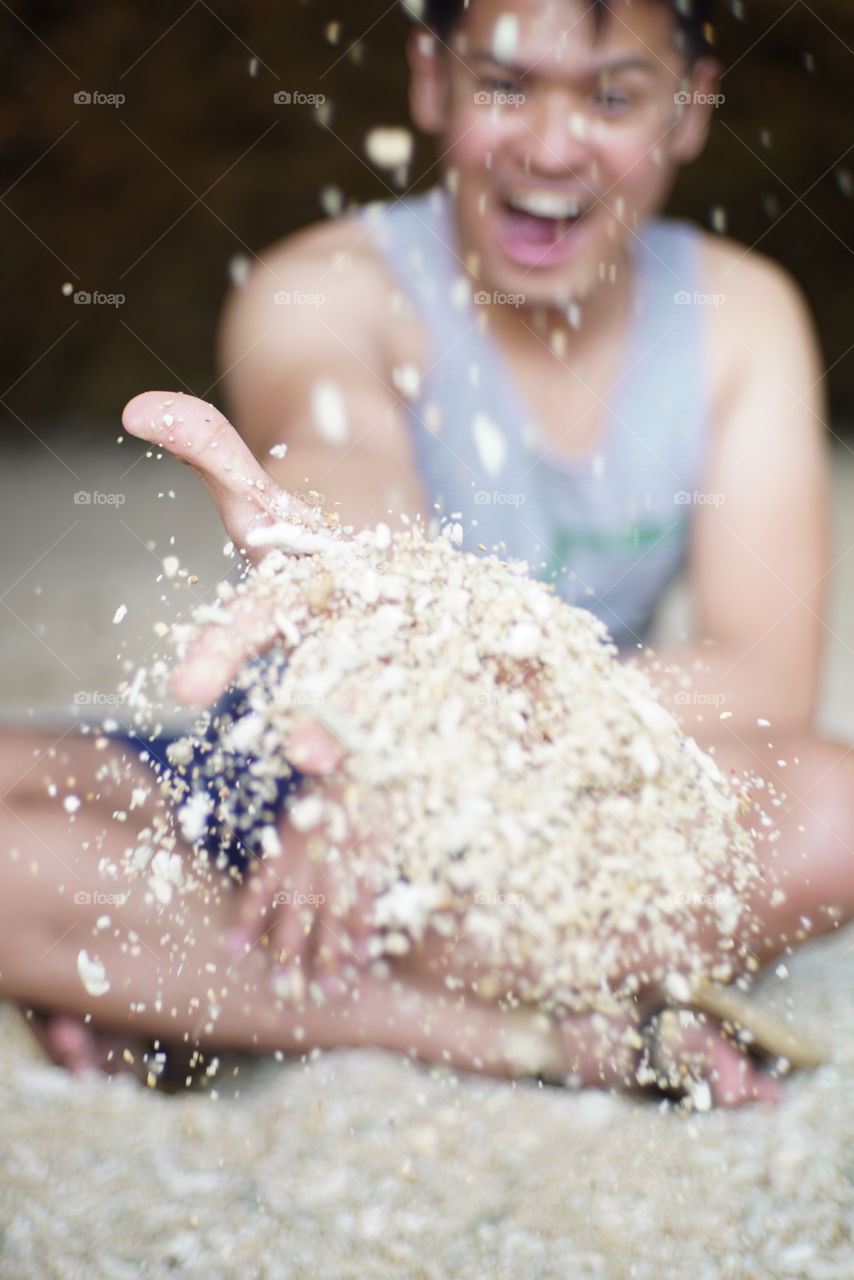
[122,391,309,564]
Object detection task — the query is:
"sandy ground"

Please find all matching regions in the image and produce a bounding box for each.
[2,437,854,1278]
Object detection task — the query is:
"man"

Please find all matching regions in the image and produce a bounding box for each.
[9,0,848,1102]
[217,0,828,739]
[182,0,846,1083]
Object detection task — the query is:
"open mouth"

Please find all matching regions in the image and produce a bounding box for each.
[496,188,591,265]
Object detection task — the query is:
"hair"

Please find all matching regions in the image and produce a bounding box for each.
[419,0,715,65]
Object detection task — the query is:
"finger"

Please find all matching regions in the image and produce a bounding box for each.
[271,846,367,993]
[27,1011,101,1074]
[313,829,386,976]
[317,907,370,978]
[346,876,381,961]
[27,1010,142,1078]
[227,857,278,959]
[285,721,346,775]
[172,592,282,706]
[313,807,389,974]
[707,1039,783,1107]
[122,392,306,564]
[316,870,380,972]
[271,839,325,971]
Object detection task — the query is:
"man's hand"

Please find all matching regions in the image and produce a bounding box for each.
[122,390,322,709]
[224,720,378,996]
[122,391,379,992]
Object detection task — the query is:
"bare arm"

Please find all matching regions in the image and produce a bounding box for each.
[220,225,829,734]
[217,220,428,531]
[636,242,830,737]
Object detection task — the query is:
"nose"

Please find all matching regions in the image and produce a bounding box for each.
[517,88,591,177]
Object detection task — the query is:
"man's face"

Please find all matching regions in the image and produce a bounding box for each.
[410,0,716,306]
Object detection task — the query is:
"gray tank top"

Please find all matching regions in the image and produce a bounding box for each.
[361,187,708,650]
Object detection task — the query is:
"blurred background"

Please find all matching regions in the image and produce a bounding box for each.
[2,0,853,440]
[1,0,853,730]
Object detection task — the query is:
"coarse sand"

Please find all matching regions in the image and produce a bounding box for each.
[1,923,853,1279]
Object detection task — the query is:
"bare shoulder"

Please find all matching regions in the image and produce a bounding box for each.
[216,211,429,515]
[254,214,391,305]
[696,230,823,420]
[698,230,817,338]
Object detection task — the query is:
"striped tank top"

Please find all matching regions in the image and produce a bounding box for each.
[361,187,709,650]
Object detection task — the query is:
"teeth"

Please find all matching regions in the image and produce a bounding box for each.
[507,189,582,219]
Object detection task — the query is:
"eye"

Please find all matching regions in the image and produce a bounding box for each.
[593,87,633,115]
[484,75,522,95]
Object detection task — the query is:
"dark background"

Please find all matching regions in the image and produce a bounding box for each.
[3,0,853,448]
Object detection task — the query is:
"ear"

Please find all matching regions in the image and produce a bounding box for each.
[670,58,722,164]
[407,28,450,135]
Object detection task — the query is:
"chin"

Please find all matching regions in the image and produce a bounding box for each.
[481,255,599,311]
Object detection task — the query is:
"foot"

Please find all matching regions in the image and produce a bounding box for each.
[25,1008,147,1078]
[639,1009,783,1109]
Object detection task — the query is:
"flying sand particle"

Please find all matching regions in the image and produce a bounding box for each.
[472,412,507,478]
[311,381,350,447]
[77,950,111,998]
[365,127,414,170]
[492,14,519,61]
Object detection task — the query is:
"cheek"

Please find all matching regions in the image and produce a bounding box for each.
[445,113,511,172]
[593,130,675,209]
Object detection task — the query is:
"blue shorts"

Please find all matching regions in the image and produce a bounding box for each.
[110,680,303,876]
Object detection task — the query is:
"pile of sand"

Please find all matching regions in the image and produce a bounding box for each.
[140,524,767,1023]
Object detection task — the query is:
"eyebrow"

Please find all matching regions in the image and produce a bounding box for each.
[467,51,659,78]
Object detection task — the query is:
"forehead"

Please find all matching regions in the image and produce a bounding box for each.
[454,0,682,74]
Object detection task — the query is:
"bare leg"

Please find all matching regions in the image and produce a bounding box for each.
[702,730,854,965]
[0,732,636,1089]
[0,730,811,1103]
